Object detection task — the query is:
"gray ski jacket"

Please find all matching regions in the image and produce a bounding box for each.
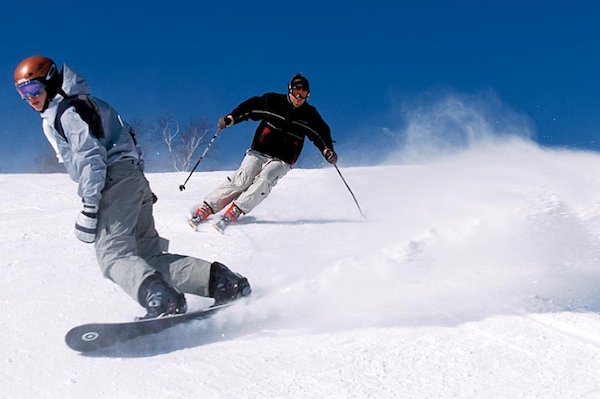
[40,64,142,206]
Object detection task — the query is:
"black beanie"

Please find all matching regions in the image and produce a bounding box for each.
[289,73,309,92]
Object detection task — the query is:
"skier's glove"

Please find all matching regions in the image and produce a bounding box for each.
[323,148,338,164]
[217,115,234,129]
[75,203,98,244]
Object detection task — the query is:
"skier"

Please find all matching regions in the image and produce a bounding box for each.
[190,73,337,232]
[14,56,251,319]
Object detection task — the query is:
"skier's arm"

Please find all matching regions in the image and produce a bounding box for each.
[307,111,335,151]
[305,110,337,163]
[229,93,271,124]
[216,95,267,129]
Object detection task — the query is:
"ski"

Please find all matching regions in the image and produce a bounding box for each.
[65,303,232,352]
[213,218,229,234]
[188,218,200,230]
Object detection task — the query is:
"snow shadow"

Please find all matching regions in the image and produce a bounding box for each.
[235,216,363,226]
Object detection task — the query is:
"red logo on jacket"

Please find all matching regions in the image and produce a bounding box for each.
[259,127,270,142]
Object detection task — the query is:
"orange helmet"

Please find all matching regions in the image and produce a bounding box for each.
[14,56,62,109]
[14,56,58,86]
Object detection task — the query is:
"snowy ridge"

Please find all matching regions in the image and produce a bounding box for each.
[3,138,600,397]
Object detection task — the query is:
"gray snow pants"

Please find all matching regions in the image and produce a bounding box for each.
[204,149,291,214]
[95,159,212,304]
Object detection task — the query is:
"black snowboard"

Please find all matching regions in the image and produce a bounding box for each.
[65,303,232,352]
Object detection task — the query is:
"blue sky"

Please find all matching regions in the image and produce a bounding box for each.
[1,1,598,172]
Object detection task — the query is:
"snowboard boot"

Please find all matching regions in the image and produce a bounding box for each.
[213,204,243,234]
[188,202,214,230]
[209,262,252,306]
[137,273,187,320]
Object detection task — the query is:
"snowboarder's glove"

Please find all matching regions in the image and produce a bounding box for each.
[75,203,98,244]
[217,115,234,129]
[323,148,338,164]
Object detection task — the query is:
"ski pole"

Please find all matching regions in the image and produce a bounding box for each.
[333,163,365,218]
[179,128,222,191]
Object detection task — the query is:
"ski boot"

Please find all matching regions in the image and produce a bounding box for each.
[137,273,187,320]
[209,262,252,306]
[213,203,243,234]
[188,202,213,230]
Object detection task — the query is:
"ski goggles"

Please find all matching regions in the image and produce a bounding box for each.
[290,85,309,100]
[16,80,46,100]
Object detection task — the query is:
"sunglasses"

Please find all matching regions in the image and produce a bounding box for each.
[291,85,309,100]
[16,80,46,100]
[292,86,310,100]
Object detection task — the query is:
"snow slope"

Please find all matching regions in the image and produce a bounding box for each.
[3,138,600,398]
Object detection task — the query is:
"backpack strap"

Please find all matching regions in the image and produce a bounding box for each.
[54,95,105,141]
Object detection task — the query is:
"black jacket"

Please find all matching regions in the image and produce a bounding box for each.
[229,93,334,165]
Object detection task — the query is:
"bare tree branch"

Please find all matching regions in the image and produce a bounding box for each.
[152,114,216,172]
[153,113,182,171]
[179,117,212,171]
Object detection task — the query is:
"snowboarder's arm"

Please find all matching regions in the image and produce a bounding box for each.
[60,107,107,206]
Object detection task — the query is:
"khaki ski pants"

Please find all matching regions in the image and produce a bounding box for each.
[204,150,291,214]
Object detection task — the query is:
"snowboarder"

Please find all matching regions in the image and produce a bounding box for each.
[190,73,337,232]
[14,56,251,319]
